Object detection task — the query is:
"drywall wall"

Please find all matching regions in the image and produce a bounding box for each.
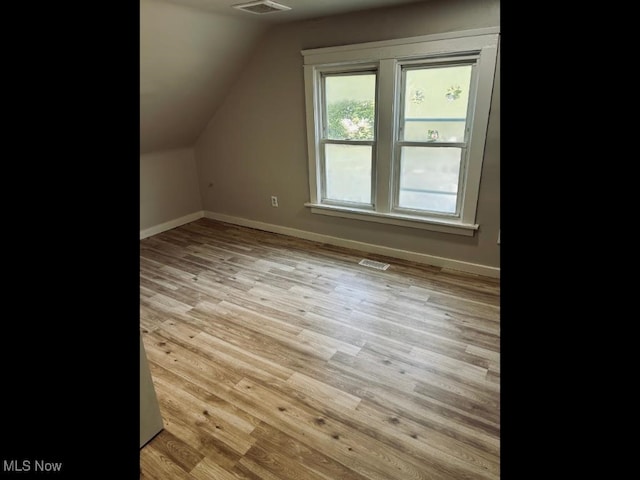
[140,148,202,231]
[140,0,268,153]
[195,0,500,270]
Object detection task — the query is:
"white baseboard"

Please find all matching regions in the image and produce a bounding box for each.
[140,211,205,239]
[204,211,500,278]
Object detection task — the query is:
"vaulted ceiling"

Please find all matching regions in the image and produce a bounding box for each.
[140,0,427,153]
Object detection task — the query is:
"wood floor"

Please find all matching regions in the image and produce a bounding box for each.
[139,218,500,480]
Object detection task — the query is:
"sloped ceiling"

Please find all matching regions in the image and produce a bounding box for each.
[140,0,426,154]
[140,0,267,153]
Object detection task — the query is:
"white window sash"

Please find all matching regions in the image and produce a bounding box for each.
[302,28,499,234]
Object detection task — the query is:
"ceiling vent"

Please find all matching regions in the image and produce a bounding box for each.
[233,1,291,15]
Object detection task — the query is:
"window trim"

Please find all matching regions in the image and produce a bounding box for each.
[302,27,499,236]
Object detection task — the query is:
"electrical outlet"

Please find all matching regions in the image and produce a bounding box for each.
[271,196,278,207]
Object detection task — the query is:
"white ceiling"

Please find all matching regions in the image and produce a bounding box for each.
[140,0,430,153]
[160,0,428,23]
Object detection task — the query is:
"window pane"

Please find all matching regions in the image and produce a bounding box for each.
[325,144,372,203]
[325,74,376,141]
[398,146,461,214]
[403,65,472,143]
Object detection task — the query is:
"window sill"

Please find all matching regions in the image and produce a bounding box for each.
[304,203,478,236]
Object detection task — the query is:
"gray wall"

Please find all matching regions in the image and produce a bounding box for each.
[140,148,202,230]
[140,0,267,154]
[195,0,500,269]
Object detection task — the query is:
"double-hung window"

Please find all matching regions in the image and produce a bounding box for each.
[321,69,377,207]
[302,28,499,236]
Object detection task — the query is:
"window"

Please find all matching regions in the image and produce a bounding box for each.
[322,71,377,205]
[302,28,499,236]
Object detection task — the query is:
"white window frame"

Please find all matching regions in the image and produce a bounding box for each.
[302,28,499,236]
[319,66,378,208]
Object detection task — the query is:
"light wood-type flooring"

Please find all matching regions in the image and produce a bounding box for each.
[140,218,500,479]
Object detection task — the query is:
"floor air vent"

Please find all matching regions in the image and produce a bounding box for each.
[358,259,390,271]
